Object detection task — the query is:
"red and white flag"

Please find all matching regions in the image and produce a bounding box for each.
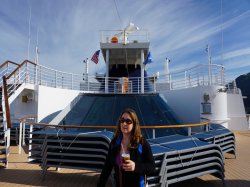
[91,50,100,64]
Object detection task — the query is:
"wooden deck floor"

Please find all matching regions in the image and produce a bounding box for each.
[0,131,250,187]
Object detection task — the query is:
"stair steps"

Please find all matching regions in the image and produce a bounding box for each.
[0,158,7,164]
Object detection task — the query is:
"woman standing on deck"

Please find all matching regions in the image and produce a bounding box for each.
[97,108,155,187]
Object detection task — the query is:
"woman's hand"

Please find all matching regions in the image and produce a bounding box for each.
[122,160,135,171]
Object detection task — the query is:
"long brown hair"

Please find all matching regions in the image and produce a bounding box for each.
[113,108,143,148]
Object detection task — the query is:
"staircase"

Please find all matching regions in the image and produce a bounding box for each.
[0,87,10,167]
[0,129,10,168]
[0,60,40,167]
[0,61,20,168]
[0,86,6,166]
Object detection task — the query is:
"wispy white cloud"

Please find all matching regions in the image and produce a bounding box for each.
[212,47,250,80]
[0,0,250,79]
[221,47,250,60]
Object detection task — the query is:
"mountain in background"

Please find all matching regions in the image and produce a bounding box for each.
[235,72,250,114]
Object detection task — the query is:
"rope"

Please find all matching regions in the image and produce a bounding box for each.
[113,0,123,25]
[56,129,102,151]
[187,137,198,166]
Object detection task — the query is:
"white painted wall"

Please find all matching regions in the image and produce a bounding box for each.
[37,85,81,122]
[160,85,248,130]
[200,86,228,124]
[227,90,248,130]
[10,89,37,122]
[10,84,81,123]
[10,84,37,123]
[160,85,228,124]
[160,86,201,124]
[50,94,82,125]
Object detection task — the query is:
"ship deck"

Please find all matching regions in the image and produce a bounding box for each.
[0,131,250,187]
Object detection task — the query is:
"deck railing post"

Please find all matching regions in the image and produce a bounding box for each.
[221,66,225,86]
[88,77,90,91]
[39,66,42,85]
[22,122,26,146]
[138,78,139,93]
[185,71,187,88]
[141,50,145,93]
[154,76,156,92]
[247,115,250,129]
[55,71,57,88]
[152,129,155,139]
[188,127,191,136]
[18,122,23,154]
[7,63,9,75]
[205,124,209,132]
[169,74,172,89]
[28,124,33,161]
[71,73,73,90]
[105,49,109,93]
[62,76,64,88]
[35,64,38,85]
[5,128,10,160]
[26,62,29,83]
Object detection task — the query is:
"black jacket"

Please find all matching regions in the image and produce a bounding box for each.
[97,136,155,187]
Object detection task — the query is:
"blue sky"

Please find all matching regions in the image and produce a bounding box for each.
[1,0,250,80]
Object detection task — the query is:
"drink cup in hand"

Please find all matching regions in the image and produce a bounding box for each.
[122,153,130,163]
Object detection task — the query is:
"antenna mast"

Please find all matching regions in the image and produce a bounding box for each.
[35,27,39,64]
[27,5,31,60]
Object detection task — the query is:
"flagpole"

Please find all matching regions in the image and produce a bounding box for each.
[105,50,109,93]
[141,50,145,93]
[83,58,89,86]
[165,58,171,83]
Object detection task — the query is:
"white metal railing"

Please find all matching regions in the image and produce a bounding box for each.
[247,114,250,130]
[100,29,149,44]
[225,80,239,94]
[156,64,227,91]
[0,63,19,84]
[1,60,240,96]
[18,116,37,154]
[0,61,20,98]
[0,61,20,131]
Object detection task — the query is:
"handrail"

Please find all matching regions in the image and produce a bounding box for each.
[18,116,37,122]
[3,60,38,98]
[2,76,11,128]
[22,121,209,129]
[6,60,36,79]
[18,116,210,154]
[0,60,19,70]
[0,60,20,84]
